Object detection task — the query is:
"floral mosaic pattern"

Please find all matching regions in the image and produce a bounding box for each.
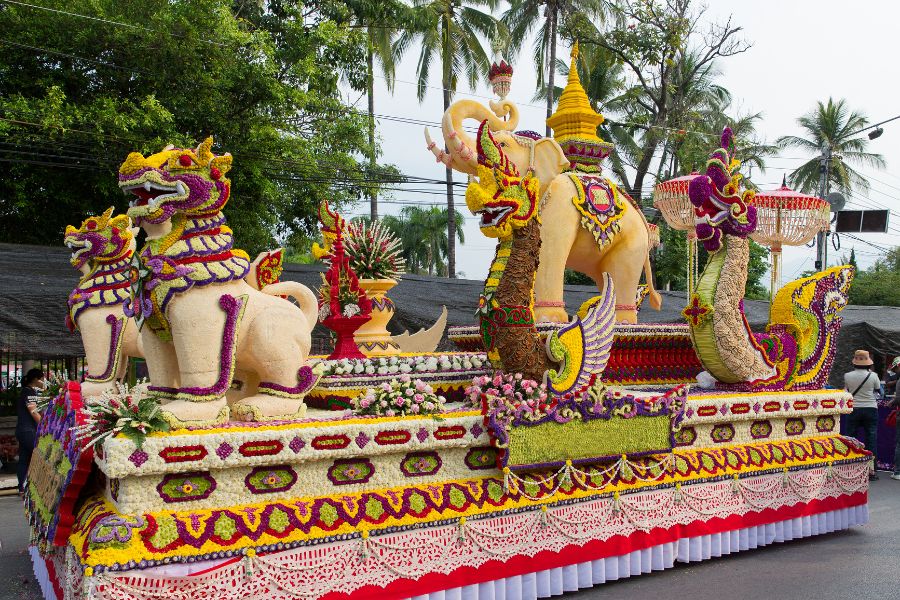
[464,447,498,471]
[157,472,216,503]
[327,459,375,486]
[245,466,298,494]
[750,420,773,439]
[400,452,442,477]
[71,435,869,570]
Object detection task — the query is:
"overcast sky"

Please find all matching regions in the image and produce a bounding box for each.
[342,0,899,287]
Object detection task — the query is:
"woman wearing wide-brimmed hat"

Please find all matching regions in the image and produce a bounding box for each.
[843,350,881,480]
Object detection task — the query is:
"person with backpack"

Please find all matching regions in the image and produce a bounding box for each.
[843,350,881,481]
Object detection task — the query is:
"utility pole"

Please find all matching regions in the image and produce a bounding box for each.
[815,147,831,271]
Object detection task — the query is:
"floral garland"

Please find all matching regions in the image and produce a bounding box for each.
[316,353,488,377]
[354,376,445,417]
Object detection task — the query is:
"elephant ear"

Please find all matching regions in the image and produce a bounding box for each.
[476,120,519,177]
[533,138,569,180]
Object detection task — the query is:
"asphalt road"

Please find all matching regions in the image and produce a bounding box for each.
[0,478,896,600]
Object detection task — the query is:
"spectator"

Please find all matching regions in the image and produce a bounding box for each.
[843,350,881,481]
[16,368,43,496]
[890,358,900,481]
[885,357,900,399]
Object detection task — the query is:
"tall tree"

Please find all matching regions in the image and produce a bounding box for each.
[394,0,498,278]
[568,0,749,202]
[382,206,465,276]
[342,0,410,221]
[502,0,608,136]
[0,0,388,252]
[777,98,886,196]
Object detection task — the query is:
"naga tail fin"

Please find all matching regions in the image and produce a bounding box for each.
[544,273,617,396]
[261,281,320,327]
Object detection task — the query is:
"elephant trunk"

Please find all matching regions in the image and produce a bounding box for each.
[436,99,519,175]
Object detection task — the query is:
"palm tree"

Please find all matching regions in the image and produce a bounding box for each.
[503,0,609,136]
[383,206,465,276]
[343,0,409,220]
[777,98,886,196]
[394,0,498,278]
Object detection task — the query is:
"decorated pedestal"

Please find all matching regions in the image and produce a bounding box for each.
[28,382,869,600]
[305,352,490,410]
[449,323,703,386]
[354,279,401,356]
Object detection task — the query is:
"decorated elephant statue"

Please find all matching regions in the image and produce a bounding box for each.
[426,95,660,324]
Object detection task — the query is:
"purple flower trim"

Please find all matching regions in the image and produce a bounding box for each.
[119,169,216,224]
[175,294,246,401]
[89,515,145,544]
[148,386,177,399]
[84,314,125,383]
[258,365,318,399]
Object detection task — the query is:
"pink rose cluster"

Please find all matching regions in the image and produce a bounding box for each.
[464,372,548,409]
[354,374,446,417]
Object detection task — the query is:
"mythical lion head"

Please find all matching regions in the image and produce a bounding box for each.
[118,137,233,228]
[63,207,136,271]
[465,120,540,239]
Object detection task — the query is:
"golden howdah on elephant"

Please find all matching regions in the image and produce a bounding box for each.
[425,48,660,324]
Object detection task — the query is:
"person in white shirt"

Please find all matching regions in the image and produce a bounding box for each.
[843,350,881,480]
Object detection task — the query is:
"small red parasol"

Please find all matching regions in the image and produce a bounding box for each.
[653,173,700,294]
[749,176,830,295]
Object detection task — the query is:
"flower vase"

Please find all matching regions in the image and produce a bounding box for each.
[322,314,371,360]
[355,279,400,356]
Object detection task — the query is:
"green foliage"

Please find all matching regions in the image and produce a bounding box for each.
[381,206,464,277]
[848,247,900,307]
[564,269,594,285]
[653,223,769,298]
[565,0,749,202]
[777,98,886,196]
[0,0,392,254]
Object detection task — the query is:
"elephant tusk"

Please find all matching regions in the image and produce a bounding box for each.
[424,129,452,165]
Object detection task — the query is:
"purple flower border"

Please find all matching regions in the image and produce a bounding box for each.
[175,294,246,401]
[84,314,125,383]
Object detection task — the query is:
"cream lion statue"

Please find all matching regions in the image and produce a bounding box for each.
[119,137,319,426]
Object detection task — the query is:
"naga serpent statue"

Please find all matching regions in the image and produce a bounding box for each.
[119,138,320,426]
[466,121,615,393]
[64,208,143,397]
[686,128,853,391]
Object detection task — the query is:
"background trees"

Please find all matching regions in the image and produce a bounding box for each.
[777,98,886,196]
[0,0,387,253]
[394,0,499,278]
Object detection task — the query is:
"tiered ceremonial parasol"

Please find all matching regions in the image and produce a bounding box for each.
[653,173,699,294]
[748,177,830,298]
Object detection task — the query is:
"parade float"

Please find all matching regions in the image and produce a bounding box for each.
[25,47,869,600]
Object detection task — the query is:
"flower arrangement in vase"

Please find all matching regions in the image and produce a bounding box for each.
[318,228,372,360]
[343,220,406,356]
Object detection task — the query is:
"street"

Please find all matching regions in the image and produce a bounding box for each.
[0,479,897,600]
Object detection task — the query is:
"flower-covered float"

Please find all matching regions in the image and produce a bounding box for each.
[26,50,868,600]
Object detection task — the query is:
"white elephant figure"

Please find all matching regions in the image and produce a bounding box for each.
[426,99,660,323]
